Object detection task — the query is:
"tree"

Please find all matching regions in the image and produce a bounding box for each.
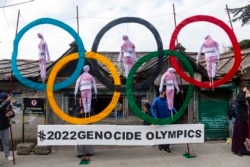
[239,39,250,49]
[228,39,250,51]
[228,4,250,26]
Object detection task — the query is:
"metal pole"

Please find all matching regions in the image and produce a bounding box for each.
[8,9,21,165]
[76,5,79,34]
[172,3,178,45]
[173,3,192,156]
[225,4,234,31]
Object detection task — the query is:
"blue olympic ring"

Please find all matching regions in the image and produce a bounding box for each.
[11,18,85,91]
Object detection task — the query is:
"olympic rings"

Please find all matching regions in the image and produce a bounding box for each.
[90,17,164,91]
[126,50,194,125]
[47,52,121,124]
[11,18,85,91]
[11,15,242,125]
[169,15,241,89]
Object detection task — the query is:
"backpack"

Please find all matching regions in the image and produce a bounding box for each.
[227,100,238,120]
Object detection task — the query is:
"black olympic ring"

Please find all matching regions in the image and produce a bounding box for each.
[90,17,164,92]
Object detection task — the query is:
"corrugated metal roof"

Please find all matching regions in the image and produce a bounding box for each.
[0,59,54,81]
[0,42,249,82]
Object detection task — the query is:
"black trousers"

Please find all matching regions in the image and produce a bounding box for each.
[159,144,170,149]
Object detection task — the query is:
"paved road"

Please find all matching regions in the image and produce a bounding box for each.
[0,141,249,167]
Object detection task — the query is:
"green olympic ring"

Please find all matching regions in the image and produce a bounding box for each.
[126,50,194,125]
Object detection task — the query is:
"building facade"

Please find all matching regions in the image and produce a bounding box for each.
[0,42,250,145]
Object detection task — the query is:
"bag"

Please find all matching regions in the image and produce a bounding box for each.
[227,100,238,120]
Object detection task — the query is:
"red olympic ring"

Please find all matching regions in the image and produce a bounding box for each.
[169,15,241,88]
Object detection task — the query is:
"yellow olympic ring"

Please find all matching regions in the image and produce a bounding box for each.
[46,52,121,124]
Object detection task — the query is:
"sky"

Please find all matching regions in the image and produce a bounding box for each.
[0,0,249,60]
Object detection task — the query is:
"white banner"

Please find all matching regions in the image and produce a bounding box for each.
[37,124,204,146]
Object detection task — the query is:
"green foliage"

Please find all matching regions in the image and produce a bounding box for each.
[239,39,250,49]
[229,39,250,51]
[228,4,250,26]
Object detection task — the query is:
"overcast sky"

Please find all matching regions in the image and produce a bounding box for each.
[0,0,249,60]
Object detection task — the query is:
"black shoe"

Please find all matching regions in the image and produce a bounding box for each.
[158,145,164,150]
[164,147,171,153]
[236,153,243,157]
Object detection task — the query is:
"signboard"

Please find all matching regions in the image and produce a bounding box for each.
[38,124,204,146]
[23,98,45,115]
